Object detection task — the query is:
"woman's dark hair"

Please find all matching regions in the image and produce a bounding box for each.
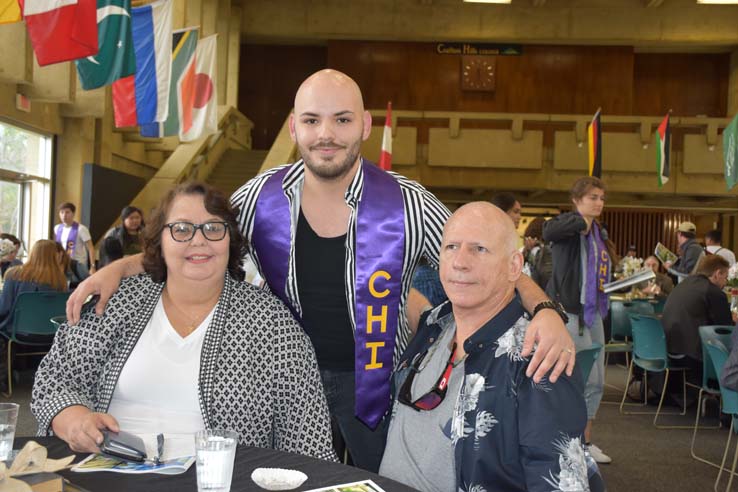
[142,182,245,283]
[524,217,546,240]
[490,192,518,213]
[118,205,145,252]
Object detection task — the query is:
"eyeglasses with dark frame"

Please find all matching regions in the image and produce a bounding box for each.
[165,221,229,242]
[398,342,457,412]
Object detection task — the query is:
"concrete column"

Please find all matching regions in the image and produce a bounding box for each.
[227,7,241,108]
[728,49,738,116]
[216,0,231,106]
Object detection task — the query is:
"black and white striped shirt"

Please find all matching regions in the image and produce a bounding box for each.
[231,159,451,361]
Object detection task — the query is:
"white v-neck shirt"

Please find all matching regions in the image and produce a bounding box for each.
[107,297,214,435]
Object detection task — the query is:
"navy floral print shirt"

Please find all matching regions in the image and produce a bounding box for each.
[392,293,605,492]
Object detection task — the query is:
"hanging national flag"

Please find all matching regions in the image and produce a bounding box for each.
[140,27,198,137]
[0,0,21,24]
[723,114,738,191]
[655,113,671,187]
[112,73,136,127]
[24,0,98,66]
[587,109,602,178]
[75,0,136,90]
[132,0,172,124]
[179,34,217,142]
[378,101,392,171]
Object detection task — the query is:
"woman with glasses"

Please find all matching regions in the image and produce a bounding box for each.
[32,182,335,461]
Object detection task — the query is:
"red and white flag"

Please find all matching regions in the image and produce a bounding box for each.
[24,0,98,66]
[378,101,392,171]
[179,34,217,142]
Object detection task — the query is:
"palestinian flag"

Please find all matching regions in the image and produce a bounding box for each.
[588,109,602,178]
[140,27,198,137]
[655,113,670,187]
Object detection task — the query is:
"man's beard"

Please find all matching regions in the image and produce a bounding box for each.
[299,138,362,181]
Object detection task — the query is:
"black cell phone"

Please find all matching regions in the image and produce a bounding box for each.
[100,430,147,463]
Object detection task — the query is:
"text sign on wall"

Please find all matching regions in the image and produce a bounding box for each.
[436,43,522,56]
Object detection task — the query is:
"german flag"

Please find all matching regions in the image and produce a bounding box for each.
[588,109,602,178]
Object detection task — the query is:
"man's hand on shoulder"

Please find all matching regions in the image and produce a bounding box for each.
[66,254,144,324]
[521,309,575,383]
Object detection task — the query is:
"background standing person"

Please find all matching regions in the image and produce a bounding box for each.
[705,229,736,267]
[523,217,552,290]
[543,176,615,465]
[54,203,96,274]
[66,69,576,473]
[664,221,704,283]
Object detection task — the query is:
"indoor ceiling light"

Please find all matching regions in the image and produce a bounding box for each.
[463,0,513,4]
[696,0,738,4]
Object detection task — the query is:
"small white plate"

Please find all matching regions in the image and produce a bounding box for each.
[251,467,308,490]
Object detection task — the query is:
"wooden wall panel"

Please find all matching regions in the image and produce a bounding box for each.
[601,209,695,261]
[633,54,728,118]
[238,45,327,149]
[327,42,635,115]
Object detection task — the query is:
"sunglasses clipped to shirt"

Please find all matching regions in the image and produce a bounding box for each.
[398,342,458,412]
[165,221,229,242]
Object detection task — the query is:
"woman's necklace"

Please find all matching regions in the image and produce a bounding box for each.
[162,288,216,334]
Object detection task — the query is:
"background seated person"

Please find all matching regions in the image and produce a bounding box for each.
[31,182,335,461]
[637,255,674,299]
[0,234,22,278]
[660,255,734,403]
[0,239,67,334]
[54,242,89,290]
[380,202,603,492]
[100,206,145,267]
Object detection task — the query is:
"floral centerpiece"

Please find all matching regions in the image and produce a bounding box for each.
[728,263,738,288]
[620,256,644,278]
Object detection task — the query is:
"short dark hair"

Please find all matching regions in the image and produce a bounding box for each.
[490,192,518,213]
[705,229,722,244]
[678,231,696,240]
[121,205,144,225]
[58,202,76,214]
[524,217,546,240]
[696,254,730,277]
[0,234,20,247]
[142,182,245,283]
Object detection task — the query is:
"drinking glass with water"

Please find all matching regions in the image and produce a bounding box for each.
[0,403,19,461]
[195,429,238,492]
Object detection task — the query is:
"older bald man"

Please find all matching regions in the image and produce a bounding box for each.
[66,69,575,472]
[380,203,603,492]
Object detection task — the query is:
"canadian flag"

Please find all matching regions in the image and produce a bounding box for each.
[378,101,392,171]
[24,0,98,66]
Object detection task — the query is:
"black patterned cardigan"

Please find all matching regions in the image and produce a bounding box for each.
[31,273,337,462]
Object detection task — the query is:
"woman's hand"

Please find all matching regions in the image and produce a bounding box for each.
[51,406,120,453]
[521,309,576,383]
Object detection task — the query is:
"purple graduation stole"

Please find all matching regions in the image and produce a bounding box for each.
[584,222,610,327]
[55,222,79,257]
[252,161,405,429]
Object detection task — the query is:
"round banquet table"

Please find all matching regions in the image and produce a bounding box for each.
[15,437,419,492]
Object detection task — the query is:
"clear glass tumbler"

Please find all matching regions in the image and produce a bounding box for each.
[195,429,238,492]
[0,403,19,461]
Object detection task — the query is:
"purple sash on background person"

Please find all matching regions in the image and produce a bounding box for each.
[251,166,297,319]
[584,222,610,327]
[55,222,79,257]
[353,161,404,429]
[251,160,405,429]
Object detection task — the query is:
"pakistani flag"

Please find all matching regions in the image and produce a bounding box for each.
[141,27,198,137]
[76,0,136,91]
[724,114,738,191]
[655,113,670,187]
